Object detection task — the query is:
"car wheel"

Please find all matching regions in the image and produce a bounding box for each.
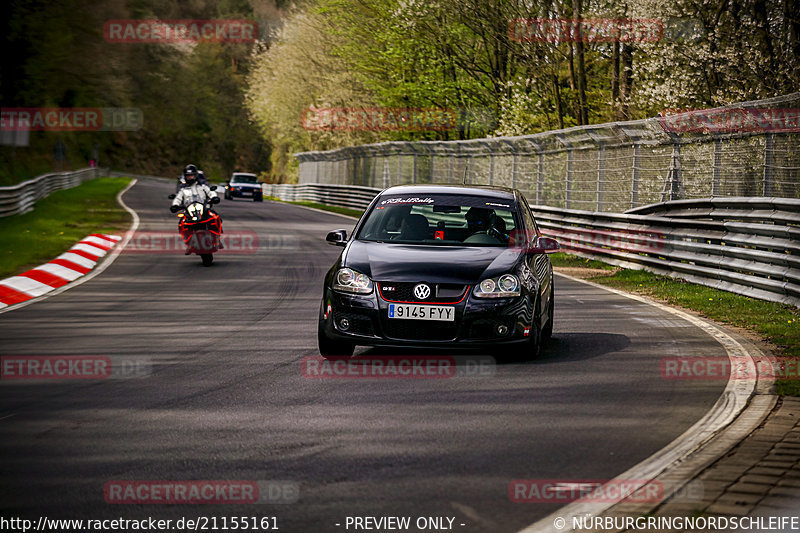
[201,254,213,266]
[254,194,263,202]
[318,328,354,358]
[504,316,541,362]
[317,305,354,358]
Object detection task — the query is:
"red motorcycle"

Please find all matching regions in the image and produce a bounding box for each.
[169,188,223,266]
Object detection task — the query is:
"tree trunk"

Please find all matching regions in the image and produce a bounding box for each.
[611,40,620,104]
[619,43,633,120]
[553,72,564,129]
[572,0,588,125]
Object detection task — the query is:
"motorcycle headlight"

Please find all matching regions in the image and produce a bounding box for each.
[473,274,521,298]
[333,268,373,294]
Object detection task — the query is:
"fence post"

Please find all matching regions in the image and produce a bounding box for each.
[763,133,774,196]
[448,151,454,182]
[412,145,418,184]
[511,152,518,189]
[566,148,573,209]
[670,141,683,201]
[712,138,721,196]
[396,154,402,186]
[631,144,640,209]
[596,141,605,211]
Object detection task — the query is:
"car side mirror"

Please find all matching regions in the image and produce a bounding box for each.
[326,229,348,246]
[168,194,176,199]
[535,236,560,253]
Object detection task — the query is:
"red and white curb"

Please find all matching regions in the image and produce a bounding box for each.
[0,234,122,309]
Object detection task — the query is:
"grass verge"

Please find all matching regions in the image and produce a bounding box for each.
[550,252,800,396]
[265,197,363,219]
[0,177,132,278]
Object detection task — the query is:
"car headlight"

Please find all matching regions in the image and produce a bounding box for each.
[473,274,521,298]
[333,268,373,294]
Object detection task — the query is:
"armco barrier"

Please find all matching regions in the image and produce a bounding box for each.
[263,182,799,306]
[263,182,381,210]
[0,167,105,217]
[532,197,799,306]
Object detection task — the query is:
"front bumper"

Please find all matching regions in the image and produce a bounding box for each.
[320,287,535,349]
[229,187,262,197]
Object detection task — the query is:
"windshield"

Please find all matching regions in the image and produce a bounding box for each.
[231,175,258,184]
[357,194,519,247]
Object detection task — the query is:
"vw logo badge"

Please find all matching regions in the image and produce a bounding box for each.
[413,283,431,300]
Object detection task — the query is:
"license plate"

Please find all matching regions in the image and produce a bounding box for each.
[387,304,454,321]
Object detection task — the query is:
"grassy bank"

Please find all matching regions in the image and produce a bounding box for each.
[0,177,132,277]
[551,253,800,395]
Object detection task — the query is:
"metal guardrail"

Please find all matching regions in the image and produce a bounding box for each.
[0,167,105,218]
[263,182,381,210]
[264,182,799,306]
[532,198,800,306]
[294,93,800,212]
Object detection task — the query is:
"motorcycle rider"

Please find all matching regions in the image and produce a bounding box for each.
[175,163,209,192]
[170,166,220,253]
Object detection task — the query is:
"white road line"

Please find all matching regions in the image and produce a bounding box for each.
[517,272,765,533]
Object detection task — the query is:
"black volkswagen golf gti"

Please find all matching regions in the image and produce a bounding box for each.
[318,185,559,358]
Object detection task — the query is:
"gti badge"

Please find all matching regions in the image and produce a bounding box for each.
[413,283,431,300]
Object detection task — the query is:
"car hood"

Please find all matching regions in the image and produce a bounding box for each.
[343,240,521,284]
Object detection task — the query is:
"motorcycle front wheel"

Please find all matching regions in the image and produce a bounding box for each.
[201,254,213,266]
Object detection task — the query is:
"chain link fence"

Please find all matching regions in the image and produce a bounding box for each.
[295,93,800,213]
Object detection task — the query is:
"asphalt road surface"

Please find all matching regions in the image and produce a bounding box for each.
[0,178,728,532]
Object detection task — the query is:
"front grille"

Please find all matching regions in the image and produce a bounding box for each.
[377,282,468,304]
[381,318,459,341]
[333,312,375,336]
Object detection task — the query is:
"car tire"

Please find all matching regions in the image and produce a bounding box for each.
[201,254,213,266]
[504,315,541,362]
[254,194,263,202]
[317,303,354,358]
[318,328,354,358]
